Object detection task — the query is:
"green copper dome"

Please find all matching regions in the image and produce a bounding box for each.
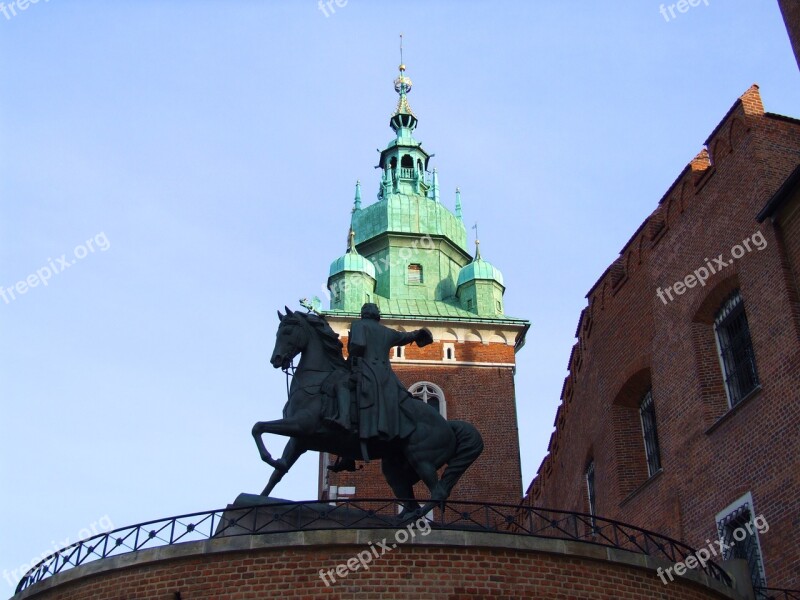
[322,56,524,324]
[329,226,376,279]
[329,252,376,279]
[456,257,504,288]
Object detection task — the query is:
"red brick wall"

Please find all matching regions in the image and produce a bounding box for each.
[523,86,800,590]
[339,336,517,364]
[775,189,800,330]
[778,0,800,69]
[20,545,734,600]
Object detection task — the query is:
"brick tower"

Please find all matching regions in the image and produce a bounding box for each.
[318,58,529,505]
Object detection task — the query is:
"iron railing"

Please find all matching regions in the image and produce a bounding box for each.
[755,589,800,600]
[15,499,733,594]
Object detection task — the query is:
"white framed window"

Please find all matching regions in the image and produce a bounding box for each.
[393,345,405,360]
[715,492,767,589]
[443,343,455,362]
[408,381,446,418]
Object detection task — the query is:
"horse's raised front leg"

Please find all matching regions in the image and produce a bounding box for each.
[261,437,306,496]
[252,417,307,470]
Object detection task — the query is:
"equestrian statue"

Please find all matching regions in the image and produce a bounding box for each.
[251,303,484,515]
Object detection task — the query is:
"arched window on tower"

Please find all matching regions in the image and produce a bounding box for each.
[408,381,446,418]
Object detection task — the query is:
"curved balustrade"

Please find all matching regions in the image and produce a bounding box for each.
[16,498,734,594]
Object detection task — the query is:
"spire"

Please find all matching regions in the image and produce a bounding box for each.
[347,226,359,255]
[455,187,462,220]
[472,222,481,261]
[390,34,417,133]
[353,180,362,212]
[431,169,440,202]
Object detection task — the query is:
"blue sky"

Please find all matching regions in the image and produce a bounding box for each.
[1,0,798,590]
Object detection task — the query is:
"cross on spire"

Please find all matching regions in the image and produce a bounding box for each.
[472,223,481,260]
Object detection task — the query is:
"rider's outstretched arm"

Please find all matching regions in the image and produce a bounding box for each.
[390,327,432,348]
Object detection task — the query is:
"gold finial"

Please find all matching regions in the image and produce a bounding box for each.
[347,226,357,254]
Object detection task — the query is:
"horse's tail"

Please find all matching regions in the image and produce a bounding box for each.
[439,420,484,499]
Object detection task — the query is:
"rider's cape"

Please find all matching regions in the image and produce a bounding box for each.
[348,319,418,441]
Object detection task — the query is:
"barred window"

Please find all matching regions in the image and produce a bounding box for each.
[409,381,446,418]
[639,390,662,477]
[716,499,766,589]
[585,461,596,527]
[714,290,759,406]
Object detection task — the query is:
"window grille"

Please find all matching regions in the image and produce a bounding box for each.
[714,290,759,406]
[585,461,596,528]
[717,502,766,589]
[639,390,662,477]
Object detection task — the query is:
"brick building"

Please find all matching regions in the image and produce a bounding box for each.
[779,0,800,69]
[522,83,800,593]
[317,61,529,505]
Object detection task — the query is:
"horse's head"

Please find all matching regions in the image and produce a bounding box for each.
[270,307,309,369]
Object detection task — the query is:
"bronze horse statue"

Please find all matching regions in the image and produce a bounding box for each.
[251,308,483,515]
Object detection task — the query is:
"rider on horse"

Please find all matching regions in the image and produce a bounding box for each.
[255,305,483,504]
[327,302,432,464]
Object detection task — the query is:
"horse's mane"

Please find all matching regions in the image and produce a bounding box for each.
[290,312,347,368]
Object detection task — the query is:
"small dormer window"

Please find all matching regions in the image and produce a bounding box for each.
[408,264,423,284]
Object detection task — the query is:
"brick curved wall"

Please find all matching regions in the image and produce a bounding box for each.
[14,530,739,600]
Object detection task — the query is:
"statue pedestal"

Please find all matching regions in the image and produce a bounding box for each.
[214,494,403,537]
